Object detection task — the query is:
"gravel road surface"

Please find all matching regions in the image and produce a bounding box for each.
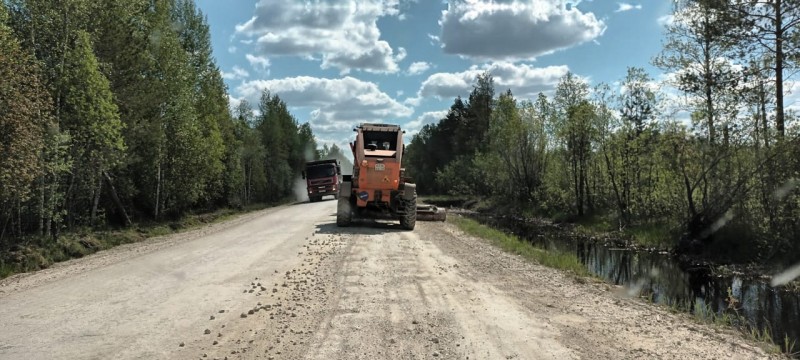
[0,201,775,359]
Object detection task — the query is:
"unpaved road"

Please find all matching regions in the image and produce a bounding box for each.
[0,201,775,359]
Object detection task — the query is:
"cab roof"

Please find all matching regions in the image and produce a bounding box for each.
[358,123,401,132]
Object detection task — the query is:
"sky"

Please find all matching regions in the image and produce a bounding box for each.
[195,0,675,148]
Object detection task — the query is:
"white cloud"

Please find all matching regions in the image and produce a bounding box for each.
[407,61,431,76]
[786,81,800,112]
[395,47,407,62]
[235,76,413,141]
[235,0,404,74]
[228,46,237,54]
[221,66,250,80]
[406,110,449,135]
[657,15,674,26]
[615,3,642,13]
[427,33,440,46]
[246,54,271,70]
[412,62,569,104]
[403,96,422,107]
[438,0,606,61]
[228,95,243,113]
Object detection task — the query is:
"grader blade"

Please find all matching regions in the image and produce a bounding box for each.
[416,204,446,221]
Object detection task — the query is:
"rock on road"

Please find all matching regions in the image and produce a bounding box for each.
[0,200,774,359]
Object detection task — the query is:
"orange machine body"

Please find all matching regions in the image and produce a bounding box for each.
[349,124,405,208]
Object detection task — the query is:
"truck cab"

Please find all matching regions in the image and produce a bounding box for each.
[302,159,341,202]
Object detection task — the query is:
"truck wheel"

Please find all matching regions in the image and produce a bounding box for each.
[400,196,416,230]
[336,197,351,227]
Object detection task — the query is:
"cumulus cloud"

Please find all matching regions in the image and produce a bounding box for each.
[411,62,569,104]
[405,110,449,135]
[235,0,404,74]
[438,0,605,61]
[246,54,271,70]
[615,3,642,13]
[235,76,413,141]
[221,66,250,80]
[407,61,431,76]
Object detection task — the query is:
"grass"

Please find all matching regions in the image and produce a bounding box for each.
[451,213,795,357]
[0,202,277,280]
[450,215,589,277]
[574,213,614,235]
[682,294,792,356]
[626,223,674,248]
[572,213,674,249]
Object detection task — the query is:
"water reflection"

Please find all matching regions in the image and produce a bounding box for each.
[474,215,800,353]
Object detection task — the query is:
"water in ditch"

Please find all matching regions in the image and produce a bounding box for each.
[473,214,800,354]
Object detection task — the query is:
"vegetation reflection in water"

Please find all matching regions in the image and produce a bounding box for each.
[475,214,799,354]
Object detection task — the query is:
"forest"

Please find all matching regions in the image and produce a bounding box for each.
[1,0,799,273]
[406,0,800,266]
[0,0,336,267]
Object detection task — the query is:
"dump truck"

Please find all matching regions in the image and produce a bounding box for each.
[336,123,445,230]
[301,159,341,202]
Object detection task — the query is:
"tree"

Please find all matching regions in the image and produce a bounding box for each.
[138,0,213,217]
[60,30,125,225]
[296,123,318,166]
[732,0,800,138]
[615,67,661,223]
[172,0,228,205]
[0,18,55,240]
[233,100,264,206]
[553,73,595,216]
[319,144,354,175]
[481,90,549,207]
[654,0,743,145]
[257,91,298,202]
[459,72,494,154]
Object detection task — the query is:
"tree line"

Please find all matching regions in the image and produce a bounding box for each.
[407,0,800,264]
[0,0,318,245]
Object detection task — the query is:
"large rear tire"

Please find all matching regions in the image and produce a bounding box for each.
[336,197,351,227]
[400,196,416,230]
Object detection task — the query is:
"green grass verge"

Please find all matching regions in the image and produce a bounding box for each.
[450,215,589,277]
[0,203,277,280]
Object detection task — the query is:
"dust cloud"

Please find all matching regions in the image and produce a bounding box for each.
[293,178,308,203]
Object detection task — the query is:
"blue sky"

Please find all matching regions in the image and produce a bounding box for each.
[196,0,674,148]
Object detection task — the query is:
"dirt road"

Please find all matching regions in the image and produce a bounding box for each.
[0,201,774,359]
